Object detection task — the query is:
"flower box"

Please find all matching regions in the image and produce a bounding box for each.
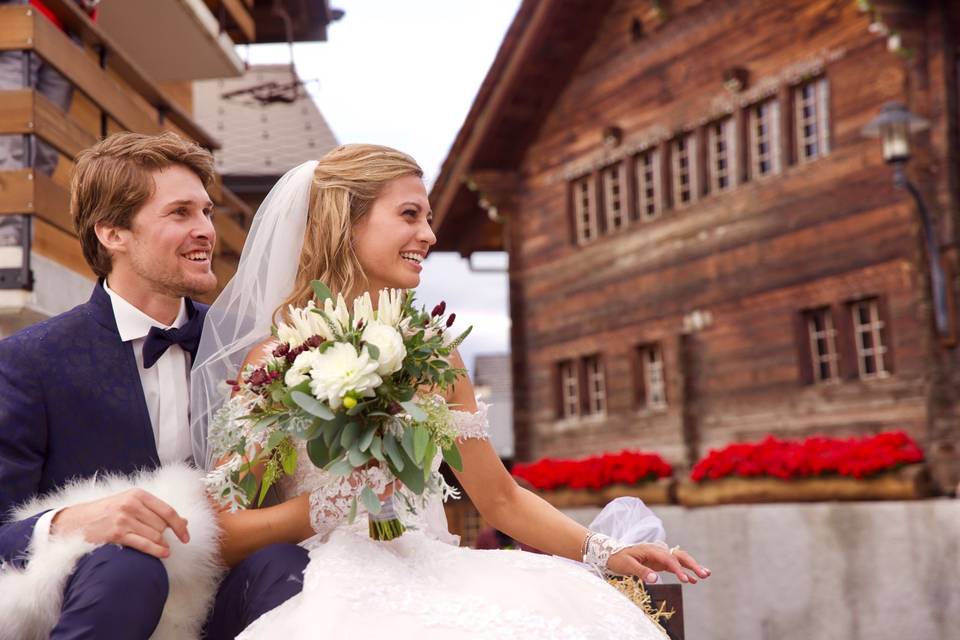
[679,431,930,507]
[512,450,674,507]
[677,463,929,506]
[537,478,674,508]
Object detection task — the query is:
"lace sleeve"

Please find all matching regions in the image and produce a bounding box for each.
[450,401,491,441]
[297,459,392,540]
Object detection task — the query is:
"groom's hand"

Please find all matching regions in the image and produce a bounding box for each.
[51,489,191,558]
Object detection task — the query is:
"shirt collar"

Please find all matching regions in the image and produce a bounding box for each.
[103,281,188,342]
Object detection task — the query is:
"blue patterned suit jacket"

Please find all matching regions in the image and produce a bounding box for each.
[0,282,208,566]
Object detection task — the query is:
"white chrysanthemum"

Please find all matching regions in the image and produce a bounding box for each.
[285,349,322,387]
[376,288,405,327]
[323,294,351,334]
[353,292,375,329]
[362,321,406,376]
[307,342,382,409]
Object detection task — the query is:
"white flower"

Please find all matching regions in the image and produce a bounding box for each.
[278,301,336,347]
[307,342,382,409]
[376,288,405,327]
[323,294,351,334]
[362,321,406,376]
[353,292,375,329]
[285,349,322,387]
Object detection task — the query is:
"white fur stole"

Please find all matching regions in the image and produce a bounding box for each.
[0,463,223,640]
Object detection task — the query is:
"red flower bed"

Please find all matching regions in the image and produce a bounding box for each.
[690,431,924,482]
[512,450,673,491]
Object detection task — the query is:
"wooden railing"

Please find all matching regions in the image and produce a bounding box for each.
[0,3,250,295]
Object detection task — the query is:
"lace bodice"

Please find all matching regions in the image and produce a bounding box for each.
[279,401,490,542]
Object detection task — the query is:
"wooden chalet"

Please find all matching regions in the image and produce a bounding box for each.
[430,0,960,493]
[0,0,341,334]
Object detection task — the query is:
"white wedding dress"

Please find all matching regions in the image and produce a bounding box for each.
[235,403,668,640]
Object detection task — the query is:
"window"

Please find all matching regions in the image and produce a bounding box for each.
[637,344,667,409]
[584,355,606,415]
[795,78,830,163]
[572,175,599,244]
[558,359,580,419]
[671,132,699,207]
[707,117,737,194]
[634,148,663,221]
[601,162,628,233]
[851,299,889,379]
[804,307,839,383]
[748,98,782,178]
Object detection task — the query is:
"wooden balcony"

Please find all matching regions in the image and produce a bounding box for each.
[0,2,250,310]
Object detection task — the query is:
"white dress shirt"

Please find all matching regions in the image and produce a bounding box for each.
[33,283,195,544]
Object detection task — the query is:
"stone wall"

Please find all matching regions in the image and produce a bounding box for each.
[566,500,960,640]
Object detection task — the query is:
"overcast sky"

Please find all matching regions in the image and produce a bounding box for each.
[239,0,521,371]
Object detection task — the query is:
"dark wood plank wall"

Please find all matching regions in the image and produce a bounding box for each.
[507,0,949,466]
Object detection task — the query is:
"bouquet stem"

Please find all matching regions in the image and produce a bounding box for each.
[368,496,406,540]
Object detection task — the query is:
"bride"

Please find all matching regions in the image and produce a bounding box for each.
[190,144,710,639]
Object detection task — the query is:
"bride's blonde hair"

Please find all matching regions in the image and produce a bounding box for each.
[275,144,423,323]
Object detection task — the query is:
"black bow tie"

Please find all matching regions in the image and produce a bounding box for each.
[142,302,202,369]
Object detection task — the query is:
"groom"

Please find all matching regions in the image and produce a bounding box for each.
[0,132,308,638]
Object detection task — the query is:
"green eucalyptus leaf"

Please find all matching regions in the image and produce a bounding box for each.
[383,433,405,472]
[359,424,377,452]
[311,280,333,303]
[239,473,258,504]
[412,425,430,464]
[266,431,286,452]
[365,343,380,360]
[442,443,463,472]
[369,435,384,461]
[392,446,426,494]
[306,436,332,469]
[340,421,360,448]
[325,456,355,476]
[347,495,358,523]
[422,438,437,469]
[348,446,371,467]
[360,485,382,515]
[400,400,428,422]
[401,427,417,461]
[291,391,335,420]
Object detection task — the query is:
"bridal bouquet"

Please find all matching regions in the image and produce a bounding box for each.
[207,281,471,540]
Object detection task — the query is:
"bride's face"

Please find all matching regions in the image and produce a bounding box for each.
[352,175,436,294]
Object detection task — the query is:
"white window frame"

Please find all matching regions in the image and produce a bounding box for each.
[795,78,831,163]
[805,307,839,383]
[639,344,667,409]
[572,175,599,244]
[851,299,889,379]
[671,132,699,207]
[602,161,628,233]
[635,148,663,221]
[707,117,737,194]
[748,98,782,178]
[584,355,606,416]
[559,359,580,419]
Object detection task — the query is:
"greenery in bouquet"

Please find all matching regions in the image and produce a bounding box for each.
[207,281,471,540]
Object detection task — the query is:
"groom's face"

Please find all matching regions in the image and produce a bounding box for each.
[115,164,218,298]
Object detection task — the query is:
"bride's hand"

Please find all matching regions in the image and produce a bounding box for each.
[607,544,711,585]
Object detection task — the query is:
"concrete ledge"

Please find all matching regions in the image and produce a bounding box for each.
[565,500,960,640]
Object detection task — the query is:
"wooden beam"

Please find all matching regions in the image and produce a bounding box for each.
[33,218,93,279]
[0,169,74,235]
[214,210,247,256]
[0,89,97,159]
[17,1,219,149]
[432,0,555,230]
[204,0,256,43]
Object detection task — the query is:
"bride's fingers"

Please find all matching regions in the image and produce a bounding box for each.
[639,547,696,584]
[673,548,711,579]
[616,554,659,584]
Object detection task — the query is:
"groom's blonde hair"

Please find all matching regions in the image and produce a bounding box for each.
[276,144,423,323]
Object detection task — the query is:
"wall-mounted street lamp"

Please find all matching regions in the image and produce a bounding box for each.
[862,102,949,337]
